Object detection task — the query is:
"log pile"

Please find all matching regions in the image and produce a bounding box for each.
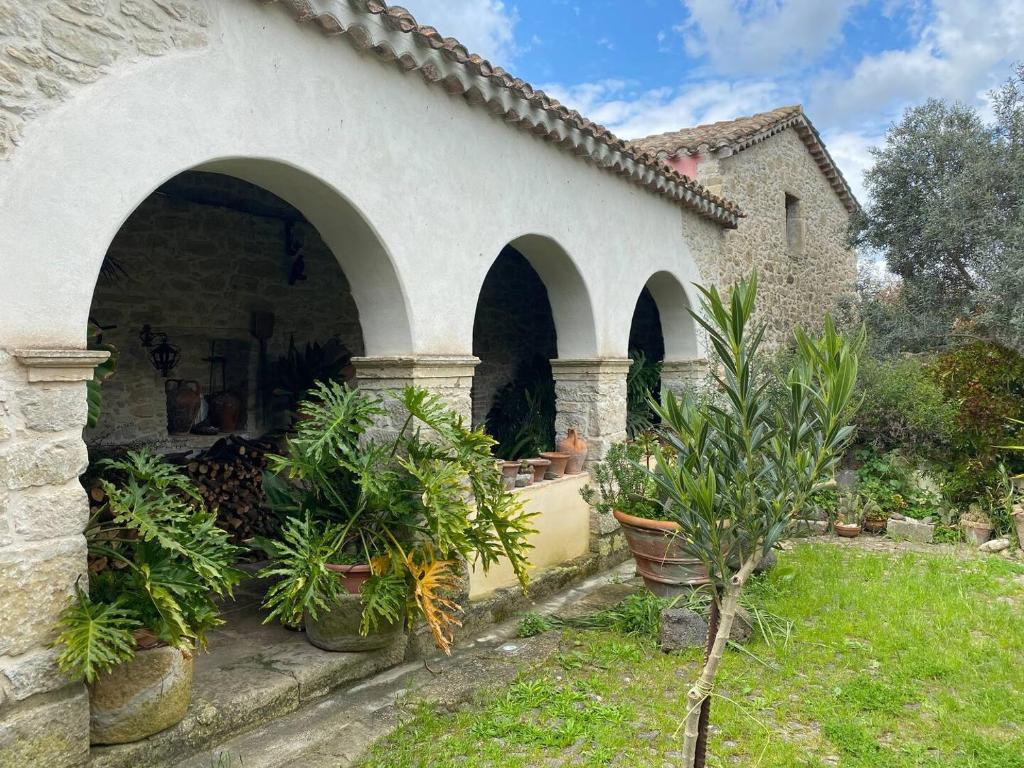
[178,435,277,545]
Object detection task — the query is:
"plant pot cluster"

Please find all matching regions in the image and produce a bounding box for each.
[58,384,534,747]
[499,429,589,489]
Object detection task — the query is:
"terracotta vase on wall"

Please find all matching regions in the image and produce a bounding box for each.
[557,429,588,474]
[165,379,201,434]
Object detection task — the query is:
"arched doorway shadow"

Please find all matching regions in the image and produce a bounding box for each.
[626,271,700,435]
[470,234,596,459]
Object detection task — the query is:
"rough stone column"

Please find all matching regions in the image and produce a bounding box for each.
[352,355,479,441]
[550,358,630,465]
[660,358,710,402]
[0,348,106,768]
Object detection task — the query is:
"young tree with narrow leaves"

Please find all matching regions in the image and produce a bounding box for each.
[649,275,861,767]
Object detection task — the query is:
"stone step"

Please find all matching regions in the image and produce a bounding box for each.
[173,563,639,768]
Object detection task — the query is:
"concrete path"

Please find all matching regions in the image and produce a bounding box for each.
[175,562,639,768]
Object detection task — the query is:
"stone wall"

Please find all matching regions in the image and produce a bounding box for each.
[471,248,557,427]
[0,350,98,768]
[695,128,857,349]
[0,0,210,159]
[87,173,364,447]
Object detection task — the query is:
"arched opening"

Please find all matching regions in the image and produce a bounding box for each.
[472,246,558,459]
[86,170,366,451]
[471,234,595,461]
[627,272,699,435]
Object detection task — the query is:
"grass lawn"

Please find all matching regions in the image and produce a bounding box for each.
[357,543,1024,768]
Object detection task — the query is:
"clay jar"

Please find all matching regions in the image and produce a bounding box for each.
[500,460,521,490]
[209,390,243,433]
[557,429,588,474]
[165,379,201,434]
[539,451,570,478]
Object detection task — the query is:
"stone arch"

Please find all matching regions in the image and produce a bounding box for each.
[638,271,700,361]
[503,233,598,359]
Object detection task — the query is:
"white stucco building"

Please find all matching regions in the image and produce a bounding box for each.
[0,2,858,765]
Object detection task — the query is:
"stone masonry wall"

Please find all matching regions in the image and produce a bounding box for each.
[0,0,210,160]
[695,129,857,349]
[0,351,95,768]
[87,176,364,446]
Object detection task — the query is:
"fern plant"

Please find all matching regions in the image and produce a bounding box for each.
[54,450,243,683]
[259,382,536,653]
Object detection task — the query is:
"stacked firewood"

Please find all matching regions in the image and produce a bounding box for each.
[179,435,277,545]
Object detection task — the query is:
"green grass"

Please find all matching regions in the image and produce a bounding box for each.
[357,544,1024,767]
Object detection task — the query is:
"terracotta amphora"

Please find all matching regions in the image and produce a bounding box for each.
[557,429,588,474]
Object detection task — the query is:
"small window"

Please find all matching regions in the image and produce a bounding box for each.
[784,193,804,257]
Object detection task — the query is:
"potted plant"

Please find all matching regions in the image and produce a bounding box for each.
[581,441,709,594]
[861,497,888,533]
[258,382,535,654]
[961,503,995,545]
[834,494,864,538]
[54,451,242,745]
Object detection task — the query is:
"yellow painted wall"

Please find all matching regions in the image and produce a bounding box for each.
[468,473,591,598]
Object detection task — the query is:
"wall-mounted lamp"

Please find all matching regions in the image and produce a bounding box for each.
[139,324,181,377]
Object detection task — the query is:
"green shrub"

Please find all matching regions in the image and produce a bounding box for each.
[853,356,959,458]
[930,341,1024,459]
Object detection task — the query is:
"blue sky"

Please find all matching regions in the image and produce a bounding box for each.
[402,0,1024,204]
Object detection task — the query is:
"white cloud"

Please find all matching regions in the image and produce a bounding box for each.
[679,0,864,76]
[541,78,791,141]
[813,0,1024,127]
[398,0,519,64]
[820,130,879,206]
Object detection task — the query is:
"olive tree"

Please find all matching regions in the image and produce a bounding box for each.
[649,275,861,768]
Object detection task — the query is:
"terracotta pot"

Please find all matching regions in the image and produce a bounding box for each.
[209,390,243,432]
[612,509,709,596]
[305,591,405,652]
[325,562,372,595]
[962,520,994,546]
[89,645,193,745]
[527,458,551,483]
[539,451,570,478]
[863,517,888,534]
[557,429,588,474]
[835,523,862,538]
[1013,506,1024,550]
[165,379,201,434]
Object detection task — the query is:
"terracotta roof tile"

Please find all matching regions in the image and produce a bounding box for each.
[264,0,743,227]
[631,106,860,214]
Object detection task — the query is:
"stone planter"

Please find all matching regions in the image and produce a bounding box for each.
[305,590,405,652]
[962,521,994,547]
[89,645,193,745]
[1013,507,1024,550]
[612,509,709,596]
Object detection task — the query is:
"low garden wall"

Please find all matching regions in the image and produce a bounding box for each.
[468,473,592,598]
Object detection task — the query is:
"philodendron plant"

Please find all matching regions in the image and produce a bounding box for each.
[649,274,862,768]
[258,382,536,653]
[55,451,243,683]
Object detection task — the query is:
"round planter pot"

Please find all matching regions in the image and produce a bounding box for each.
[326,563,372,595]
[527,457,551,483]
[304,591,405,652]
[612,509,709,596]
[835,523,862,538]
[539,451,570,478]
[863,517,888,534]
[962,521,994,546]
[500,460,521,483]
[89,645,193,745]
